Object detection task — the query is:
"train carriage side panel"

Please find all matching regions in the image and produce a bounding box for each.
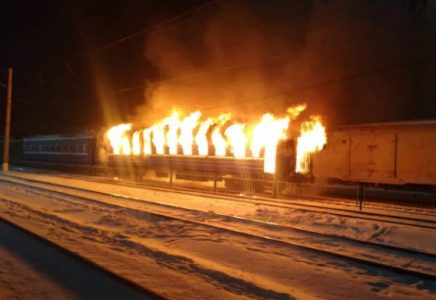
[313,120,436,186]
[397,130,436,186]
[349,133,396,183]
[23,134,96,164]
[312,131,350,180]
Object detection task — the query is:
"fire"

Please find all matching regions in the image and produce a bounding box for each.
[165,111,180,155]
[106,123,132,155]
[250,114,290,173]
[296,116,327,174]
[211,113,231,156]
[132,130,141,155]
[151,124,165,154]
[106,104,327,174]
[143,129,152,155]
[195,119,213,155]
[179,111,201,155]
[225,124,246,157]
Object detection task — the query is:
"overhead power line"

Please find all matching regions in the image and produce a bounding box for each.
[112,52,436,112]
[41,0,225,73]
[203,54,436,111]
[118,52,436,126]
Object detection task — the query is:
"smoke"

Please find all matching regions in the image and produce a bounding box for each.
[133,0,436,127]
[132,0,314,125]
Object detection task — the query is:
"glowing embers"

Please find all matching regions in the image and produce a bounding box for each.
[106,104,327,174]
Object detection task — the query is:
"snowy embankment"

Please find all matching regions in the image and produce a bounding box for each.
[0,171,435,299]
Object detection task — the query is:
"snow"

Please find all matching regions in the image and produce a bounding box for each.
[0,217,151,300]
[0,170,436,299]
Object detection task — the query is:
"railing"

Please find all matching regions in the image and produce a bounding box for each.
[9,160,436,210]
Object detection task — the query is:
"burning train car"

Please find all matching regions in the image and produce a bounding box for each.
[105,104,327,190]
[20,112,436,197]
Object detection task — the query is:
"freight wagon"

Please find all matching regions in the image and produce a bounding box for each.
[312,120,436,189]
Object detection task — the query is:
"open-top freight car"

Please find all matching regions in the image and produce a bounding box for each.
[312,120,436,189]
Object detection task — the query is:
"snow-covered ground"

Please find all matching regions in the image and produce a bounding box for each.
[0,220,151,300]
[0,170,435,299]
[8,171,436,254]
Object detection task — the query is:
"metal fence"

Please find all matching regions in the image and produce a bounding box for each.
[10,160,436,210]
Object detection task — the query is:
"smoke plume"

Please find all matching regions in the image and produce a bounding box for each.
[133,0,436,127]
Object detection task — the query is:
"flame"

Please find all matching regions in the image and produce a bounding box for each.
[164,111,180,155]
[212,127,227,156]
[225,124,246,157]
[132,130,141,155]
[151,124,165,155]
[251,114,291,173]
[296,116,327,174]
[143,129,152,155]
[179,111,201,155]
[288,103,307,119]
[211,113,231,156]
[195,118,213,155]
[106,104,326,174]
[106,123,132,155]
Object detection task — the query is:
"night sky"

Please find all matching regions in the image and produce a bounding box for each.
[0,0,435,138]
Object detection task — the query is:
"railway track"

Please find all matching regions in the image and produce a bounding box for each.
[1,173,436,283]
[0,215,163,300]
[8,168,436,229]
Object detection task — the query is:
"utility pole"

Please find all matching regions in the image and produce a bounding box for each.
[3,68,12,172]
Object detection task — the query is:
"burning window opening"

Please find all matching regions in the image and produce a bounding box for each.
[106,104,326,174]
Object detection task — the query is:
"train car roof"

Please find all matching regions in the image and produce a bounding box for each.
[23,133,95,142]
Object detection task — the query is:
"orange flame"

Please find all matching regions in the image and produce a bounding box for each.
[251,114,291,173]
[225,124,246,157]
[143,129,152,155]
[151,124,165,155]
[296,116,327,174]
[195,118,213,155]
[179,111,201,155]
[132,130,141,155]
[106,104,326,174]
[164,111,180,155]
[106,123,132,155]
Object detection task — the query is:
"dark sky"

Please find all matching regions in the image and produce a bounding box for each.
[0,0,435,137]
[0,0,211,136]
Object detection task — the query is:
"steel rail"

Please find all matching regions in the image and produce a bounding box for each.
[1,175,436,282]
[5,170,436,229]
